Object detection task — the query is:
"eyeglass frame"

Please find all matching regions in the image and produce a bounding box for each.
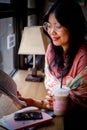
[43,22,64,33]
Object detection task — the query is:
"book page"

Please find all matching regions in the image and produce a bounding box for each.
[0,70,27,107]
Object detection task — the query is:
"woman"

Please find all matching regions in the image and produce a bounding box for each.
[42,0,87,109]
[18,0,87,129]
[42,0,87,129]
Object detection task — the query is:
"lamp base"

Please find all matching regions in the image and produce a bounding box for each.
[25,74,44,82]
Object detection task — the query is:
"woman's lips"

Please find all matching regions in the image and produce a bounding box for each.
[52,37,59,42]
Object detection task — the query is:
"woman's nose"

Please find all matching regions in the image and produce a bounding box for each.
[49,28,57,35]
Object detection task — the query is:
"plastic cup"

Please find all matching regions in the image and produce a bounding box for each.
[52,86,70,116]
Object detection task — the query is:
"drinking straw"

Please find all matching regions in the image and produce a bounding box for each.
[60,72,63,88]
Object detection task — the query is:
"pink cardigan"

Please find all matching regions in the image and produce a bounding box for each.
[44,43,87,90]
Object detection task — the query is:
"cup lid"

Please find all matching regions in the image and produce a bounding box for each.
[52,86,70,96]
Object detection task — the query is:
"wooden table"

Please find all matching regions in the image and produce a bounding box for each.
[0,70,64,130]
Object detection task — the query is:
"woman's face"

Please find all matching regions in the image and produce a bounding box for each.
[47,13,70,52]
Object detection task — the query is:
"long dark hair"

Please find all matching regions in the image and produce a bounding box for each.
[43,0,87,78]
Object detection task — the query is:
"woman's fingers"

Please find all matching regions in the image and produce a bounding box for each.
[45,95,52,101]
[44,90,54,109]
[48,90,54,96]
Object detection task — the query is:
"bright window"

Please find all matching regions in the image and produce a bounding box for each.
[0,17,15,75]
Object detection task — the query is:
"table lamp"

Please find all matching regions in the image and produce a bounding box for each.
[18,26,48,82]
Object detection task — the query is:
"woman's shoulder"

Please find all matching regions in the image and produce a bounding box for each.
[80,43,87,50]
[77,43,87,56]
[45,43,55,63]
[67,43,87,77]
[47,43,52,51]
[46,43,53,56]
[74,43,87,66]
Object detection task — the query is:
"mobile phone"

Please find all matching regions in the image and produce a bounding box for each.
[14,111,43,121]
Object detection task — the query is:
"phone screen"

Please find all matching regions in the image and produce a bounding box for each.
[14,111,43,121]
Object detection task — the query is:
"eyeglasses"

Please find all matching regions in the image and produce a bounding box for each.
[43,22,64,33]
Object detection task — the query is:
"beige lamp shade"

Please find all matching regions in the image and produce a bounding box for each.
[18,26,48,55]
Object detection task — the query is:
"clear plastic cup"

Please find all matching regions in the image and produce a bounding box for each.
[52,86,70,116]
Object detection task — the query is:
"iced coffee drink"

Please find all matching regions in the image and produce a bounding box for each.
[53,86,70,116]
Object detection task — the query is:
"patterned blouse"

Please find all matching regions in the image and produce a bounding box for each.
[44,43,87,91]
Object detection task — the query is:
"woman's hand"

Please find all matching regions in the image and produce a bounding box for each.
[44,90,54,110]
[18,96,35,107]
[15,91,54,110]
[13,91,34,109]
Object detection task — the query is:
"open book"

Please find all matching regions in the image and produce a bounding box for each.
[0,70,27,107]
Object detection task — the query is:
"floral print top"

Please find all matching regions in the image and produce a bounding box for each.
[44,43,87,89]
